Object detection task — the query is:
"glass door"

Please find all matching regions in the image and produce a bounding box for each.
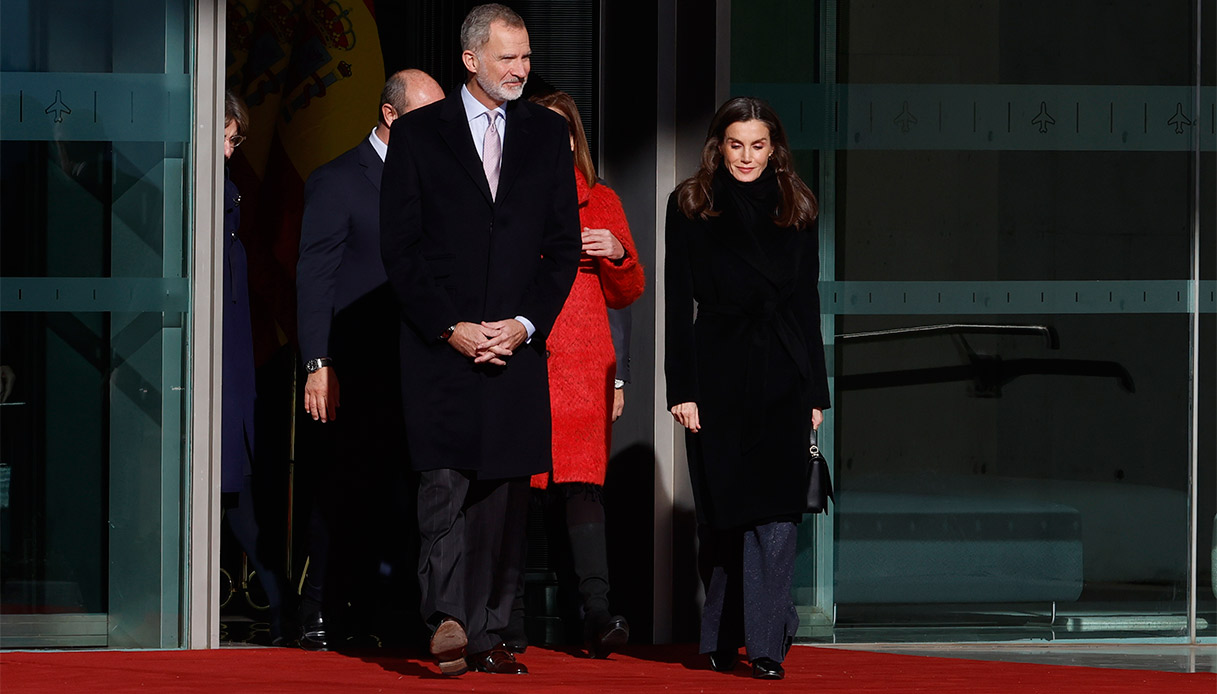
[733,0,1214,642]
[0,0,194,648]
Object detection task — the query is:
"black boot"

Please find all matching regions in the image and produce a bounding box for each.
[567,522,629,658]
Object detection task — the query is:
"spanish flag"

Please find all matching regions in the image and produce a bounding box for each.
[225,0,384,364]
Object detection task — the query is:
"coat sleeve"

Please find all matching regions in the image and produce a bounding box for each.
[515,120,581,341]
[594,185,646,310]
[379,119,461,341]
[608,305,632,383]
[795,222,831,410]
[296,161,348,362]
[663,192,699,408]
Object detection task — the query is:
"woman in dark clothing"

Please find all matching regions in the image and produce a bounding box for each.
[221,90,287,644]
[665,97,829,680]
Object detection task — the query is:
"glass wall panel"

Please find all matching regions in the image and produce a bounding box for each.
[733,0,1213,642]
[833,313,1192,638]
[0,0,193,648]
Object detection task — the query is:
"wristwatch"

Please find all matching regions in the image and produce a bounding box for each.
[439,324,456,341]
[305,357,333,373]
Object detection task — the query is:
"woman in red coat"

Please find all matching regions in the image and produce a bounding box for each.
[528,90,645,657]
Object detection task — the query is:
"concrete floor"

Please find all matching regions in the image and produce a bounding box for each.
[817,642,1217,674]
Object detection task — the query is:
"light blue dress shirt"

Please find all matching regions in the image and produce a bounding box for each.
[461,84,507,160]
[458,84,535,341]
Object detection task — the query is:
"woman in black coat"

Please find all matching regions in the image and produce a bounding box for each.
[665,97,830,680]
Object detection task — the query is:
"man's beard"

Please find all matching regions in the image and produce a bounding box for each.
[477,66,526,103]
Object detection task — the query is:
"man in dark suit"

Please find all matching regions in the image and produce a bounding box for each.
[379,3,580,676]
[296,69,444,649]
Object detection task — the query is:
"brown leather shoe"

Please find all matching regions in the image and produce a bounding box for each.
[429,619,468,675]
[467,643,528,674]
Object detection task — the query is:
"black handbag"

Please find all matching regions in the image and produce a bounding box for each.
[805,428,834,514]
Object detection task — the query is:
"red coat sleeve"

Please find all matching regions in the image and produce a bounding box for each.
[590,184,646,309]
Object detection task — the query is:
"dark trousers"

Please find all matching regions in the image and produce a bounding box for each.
[417,469,530,654]
[299,394,416,636]
[298,300,418,638]
[698,520,800,662]
[224,474,286,639]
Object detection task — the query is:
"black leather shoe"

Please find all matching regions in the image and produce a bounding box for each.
[708,649,737,672]
[751,657,785,680]
[502,634,528,654]
[467,643,528,674]
[587,614,629,658]
[499,621,528,654]
[298,609,328,651]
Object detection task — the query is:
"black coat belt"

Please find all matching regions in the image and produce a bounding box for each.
[697,294,810,451]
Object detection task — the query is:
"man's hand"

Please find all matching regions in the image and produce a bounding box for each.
[304,367,340,422]
[612,388,625,422]
[475,319,528,366]
[670,401,700,432]
[582,227,625,261]
[447,322,489,358]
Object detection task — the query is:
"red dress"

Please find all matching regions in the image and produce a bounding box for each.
[532,170,646,488]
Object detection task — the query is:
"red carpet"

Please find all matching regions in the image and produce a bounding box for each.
[2,644,1212,693]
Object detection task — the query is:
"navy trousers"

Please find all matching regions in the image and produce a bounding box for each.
[698,520,800,662]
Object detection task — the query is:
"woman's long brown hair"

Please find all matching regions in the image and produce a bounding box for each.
[529,90,596,190]
[676,97,817,229]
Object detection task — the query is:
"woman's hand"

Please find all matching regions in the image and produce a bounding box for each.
[670,401,701,432]
[812,408,823,431]
[582,227,625,261]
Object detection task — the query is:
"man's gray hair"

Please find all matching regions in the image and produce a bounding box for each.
[460,3,526,54]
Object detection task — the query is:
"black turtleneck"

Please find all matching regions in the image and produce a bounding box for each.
[711,164,781,232]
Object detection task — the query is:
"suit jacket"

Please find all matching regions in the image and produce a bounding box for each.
[380,90,581,479]
[297,137,401,407]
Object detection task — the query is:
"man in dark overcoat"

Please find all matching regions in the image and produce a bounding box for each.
[296,69,444,649]
[379,3,580,676]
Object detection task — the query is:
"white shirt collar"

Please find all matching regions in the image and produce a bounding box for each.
[368,127,388,162]
[461,84,507,161]
[461,83,506,123]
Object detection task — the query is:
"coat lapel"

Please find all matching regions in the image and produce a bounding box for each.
[437,92,494,205]
[494,99,534,205]
[357,137,383,191]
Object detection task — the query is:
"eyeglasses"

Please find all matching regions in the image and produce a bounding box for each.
[225,134,246,147]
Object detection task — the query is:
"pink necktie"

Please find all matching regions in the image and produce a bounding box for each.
[483,111,502,200]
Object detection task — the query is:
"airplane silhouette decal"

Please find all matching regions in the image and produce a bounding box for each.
[45,90,71,123]
[1031,101,1055,133]
[1167,102,1193,134]
[893,101,917,133]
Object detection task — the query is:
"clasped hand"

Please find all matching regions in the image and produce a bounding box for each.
[582,227,625,261]
[448,319,527,366]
